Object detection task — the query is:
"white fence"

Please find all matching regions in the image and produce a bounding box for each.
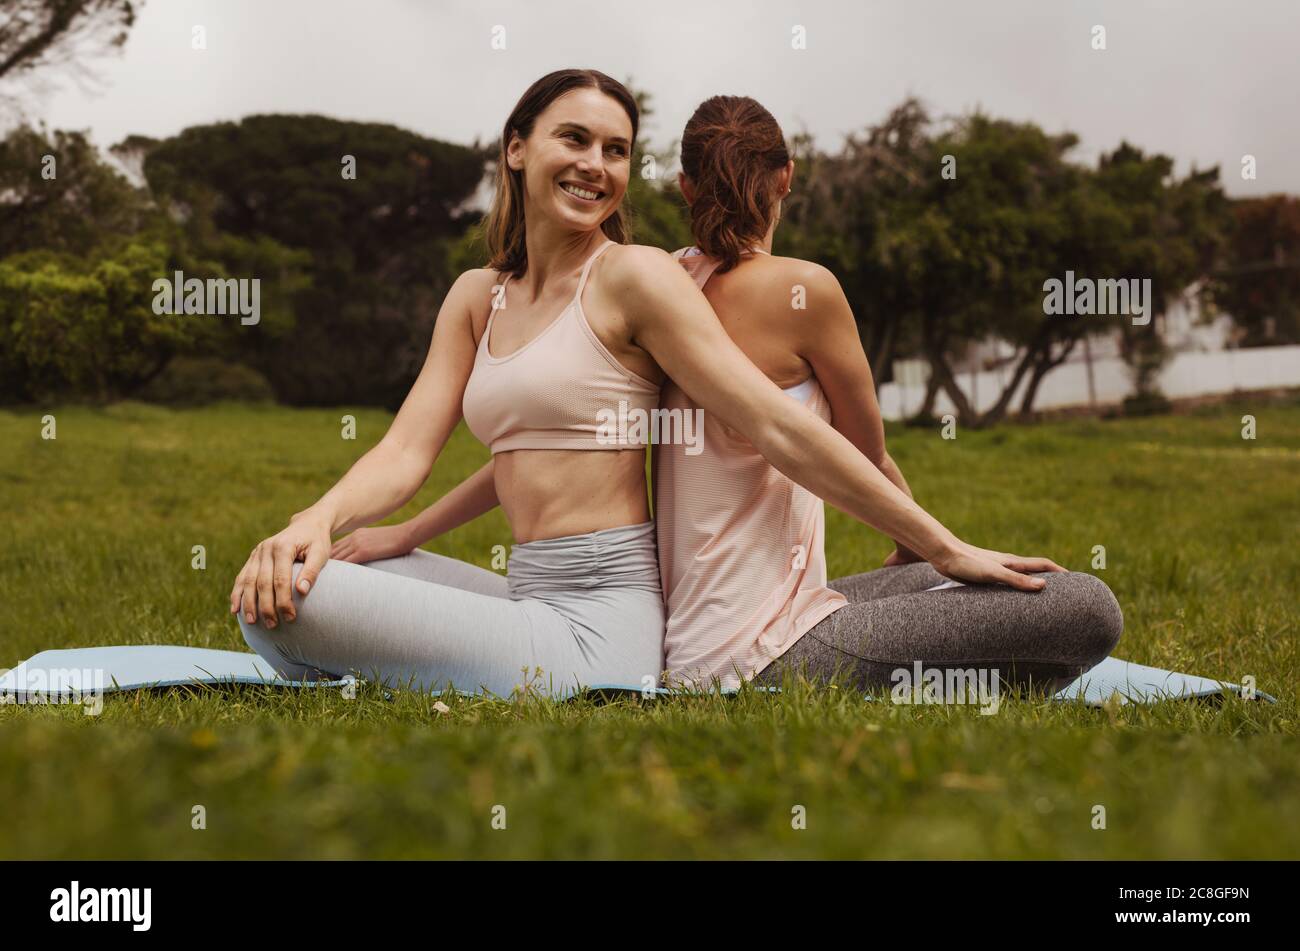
[877,344,1300,420]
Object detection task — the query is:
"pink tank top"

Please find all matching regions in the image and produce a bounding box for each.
[656,248,848,690]
[462,240,660,453]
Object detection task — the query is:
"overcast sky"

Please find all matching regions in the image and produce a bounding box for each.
[26,0,1300,197]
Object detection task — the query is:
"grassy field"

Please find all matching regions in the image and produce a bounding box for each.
[0,396,1297,859]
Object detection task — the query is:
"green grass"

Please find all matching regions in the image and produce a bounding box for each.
[1,397,1297,859]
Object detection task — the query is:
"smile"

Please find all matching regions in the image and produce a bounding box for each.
[559,181,604,202]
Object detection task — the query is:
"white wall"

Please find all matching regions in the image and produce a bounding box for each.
[878,344,1300,420]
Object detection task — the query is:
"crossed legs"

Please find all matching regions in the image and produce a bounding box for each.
[753,563,1123,695]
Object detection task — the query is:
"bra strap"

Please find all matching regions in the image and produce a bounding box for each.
[479,271,511,352]
[493,271,512,309]
[574,239,615,300]
[677,244,768,258]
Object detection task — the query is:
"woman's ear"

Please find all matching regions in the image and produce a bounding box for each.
[678,172,696,205]
[505,131,526,172]
[780,159,795,196]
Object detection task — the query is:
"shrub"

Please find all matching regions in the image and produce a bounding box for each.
[136,356,276,406]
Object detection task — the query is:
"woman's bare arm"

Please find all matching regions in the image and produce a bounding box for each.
[400,460,500,544]
[793,262,919,556]
[612,245,1060,591]
[306,272,487,536]
[230,269,491,626]
[331,460,500,563]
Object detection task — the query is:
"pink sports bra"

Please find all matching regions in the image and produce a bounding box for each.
[461,240,660,454]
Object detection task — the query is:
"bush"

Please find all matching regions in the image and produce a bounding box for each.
[1121,392,1173,417]
[0,242,199,404]
[137,356,276,406]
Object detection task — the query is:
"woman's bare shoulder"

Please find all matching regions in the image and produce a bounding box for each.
[761,255,841,294]
[450,267,505,298]
[603,242,676,272]
[597,243,687,297]
[737,255,852,334]
[437,268,506,342]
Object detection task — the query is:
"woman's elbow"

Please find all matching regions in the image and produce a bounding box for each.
[376,439,434,498]
[750,416,807,476]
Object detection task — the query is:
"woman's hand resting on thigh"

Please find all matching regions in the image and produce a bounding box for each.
[330,523,417,565]
[229,512,333,629]
[930,540,1066,591]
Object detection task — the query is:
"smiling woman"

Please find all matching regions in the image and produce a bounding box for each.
[230,68,1069,702]
[482,69,638,280]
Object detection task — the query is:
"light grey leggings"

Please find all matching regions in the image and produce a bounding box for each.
[753,564,1123,694]
[238,521,665,699]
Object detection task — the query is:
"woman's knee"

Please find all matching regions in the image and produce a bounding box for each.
[235,587,341,681]
[235,562,312,660]
[237,609,280,664]
[1048,571,1124,664]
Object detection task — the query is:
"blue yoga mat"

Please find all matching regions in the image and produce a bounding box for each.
[0,646,352,700]
[0,646,1276,705]
[1051,656,1275,705]
[590,656,1277,705]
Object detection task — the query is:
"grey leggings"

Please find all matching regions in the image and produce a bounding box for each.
[753,564,1123,694]
[238,521,665,699]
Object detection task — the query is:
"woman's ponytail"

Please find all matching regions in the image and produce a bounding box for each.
[679,96,790,272]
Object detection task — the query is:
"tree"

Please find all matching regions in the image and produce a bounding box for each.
[0,122,308,404]
[780,99,936,389]
[786,106,1108,425]
[0,239,195,402]
[142,114,486,407]
[622,85,691,252]
[918,114,1125,426]
[0,0,139,118]
[1214,195,1300,346]
[786,105,1232,425]
[0,123,148,256]
[1091,145,1230,411]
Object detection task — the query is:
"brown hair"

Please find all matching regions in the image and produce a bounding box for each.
[484,69,639,279]
[680,95,790,272]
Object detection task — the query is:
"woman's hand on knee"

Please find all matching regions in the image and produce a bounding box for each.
[229,514,332,629]
[931,540,1066,592]
[330,523,415,564]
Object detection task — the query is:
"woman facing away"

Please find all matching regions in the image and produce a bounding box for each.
[232,69,1071,699]
[657,96,1123,693]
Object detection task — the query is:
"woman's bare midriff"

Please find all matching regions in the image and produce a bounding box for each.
[493,447,651,543]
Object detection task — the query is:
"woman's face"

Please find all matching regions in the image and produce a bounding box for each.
[507,87,633,233]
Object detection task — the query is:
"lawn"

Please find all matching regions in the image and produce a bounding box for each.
[0,396,1297,859]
